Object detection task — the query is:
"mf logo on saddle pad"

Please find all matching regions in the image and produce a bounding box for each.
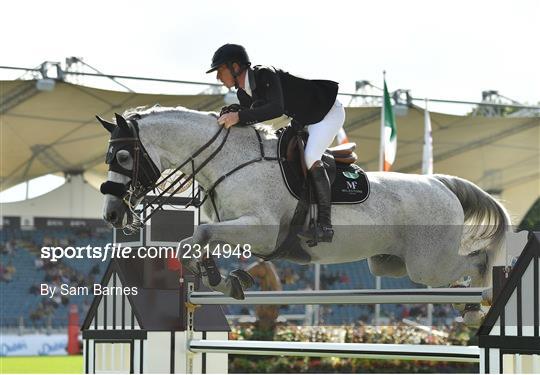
[345,181,359,190]
[342,171,360,179]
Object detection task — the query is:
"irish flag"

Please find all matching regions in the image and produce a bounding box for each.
[336,127,349,145]
[380,77,397,171]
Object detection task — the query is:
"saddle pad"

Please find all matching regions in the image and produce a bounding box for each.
[332,163,370,204]
[277,127,369,204]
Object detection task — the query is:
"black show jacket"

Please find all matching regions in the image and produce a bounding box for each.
[236,65,339,127]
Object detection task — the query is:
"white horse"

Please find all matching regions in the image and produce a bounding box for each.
[100,106,510,304]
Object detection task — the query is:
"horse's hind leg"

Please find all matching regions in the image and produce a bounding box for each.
[403,226,488,288]
[368,255,407,278]
[453,250,489,327]
[406,248,487,287]
[404,241,488,326]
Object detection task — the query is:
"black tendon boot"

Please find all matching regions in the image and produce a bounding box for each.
[299,160,334,243]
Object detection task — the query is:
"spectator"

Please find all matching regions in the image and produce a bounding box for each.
[34,258,44,269]
[29,284,40,295]
[3,262,16,282]
[90,264,100,275]
[281,267,299,285]
[400,305,410,319]
[339,272,350,284]
[5,241,14,255]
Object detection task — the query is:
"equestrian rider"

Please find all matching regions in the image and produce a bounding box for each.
[207,43,345,243]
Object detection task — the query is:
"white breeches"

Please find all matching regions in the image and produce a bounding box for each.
[305,99,346,168]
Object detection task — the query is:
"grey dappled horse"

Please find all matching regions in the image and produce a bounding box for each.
[100,106,510,307]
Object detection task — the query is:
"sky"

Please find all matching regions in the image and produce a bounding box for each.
[1,0,539,201]
[1,0,539,103]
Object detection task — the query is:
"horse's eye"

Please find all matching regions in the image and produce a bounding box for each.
[117,152,128,163]
[116,150,133,169]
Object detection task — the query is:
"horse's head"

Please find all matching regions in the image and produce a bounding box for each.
[98,113,161,230]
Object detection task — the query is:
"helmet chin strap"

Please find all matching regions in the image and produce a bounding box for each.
[227,62,242,89]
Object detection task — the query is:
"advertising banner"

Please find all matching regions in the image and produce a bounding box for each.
[0,334,68,356]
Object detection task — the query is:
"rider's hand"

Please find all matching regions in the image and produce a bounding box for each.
[217,112,239,129]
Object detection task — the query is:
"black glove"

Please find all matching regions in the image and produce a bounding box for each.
[219,104,245,116]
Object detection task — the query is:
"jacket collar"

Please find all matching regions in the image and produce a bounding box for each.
[246,68,257,93]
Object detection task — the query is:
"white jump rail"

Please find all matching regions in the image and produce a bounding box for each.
[188,288,487,305]
[189,340,480,363]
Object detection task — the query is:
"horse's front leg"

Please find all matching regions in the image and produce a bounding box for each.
[180,215,271,299]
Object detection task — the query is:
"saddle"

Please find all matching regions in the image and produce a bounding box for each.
[259,126,370,264]
[278,126,369,204]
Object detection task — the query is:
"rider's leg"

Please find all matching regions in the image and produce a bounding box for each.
[301,99,345,243]
[310,160,334,241]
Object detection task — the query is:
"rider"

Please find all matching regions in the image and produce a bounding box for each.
[207,43,345,243]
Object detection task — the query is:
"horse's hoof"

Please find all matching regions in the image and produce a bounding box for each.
[461,304,484,327]
[481,288,493,306]
[463,309,485,327]
[229,275,245,300]
[230,269,255,289]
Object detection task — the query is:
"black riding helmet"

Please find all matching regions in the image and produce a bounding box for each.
[206,44,250,74]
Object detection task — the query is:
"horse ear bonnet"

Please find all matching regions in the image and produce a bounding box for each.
[115,113,130,131]
[104,118,135,165]
[96,116,116,133]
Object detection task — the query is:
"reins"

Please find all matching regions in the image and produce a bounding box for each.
[197,127,278,222]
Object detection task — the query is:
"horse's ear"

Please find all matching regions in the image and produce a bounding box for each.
[96,116,115,133]
[115,113,129,131]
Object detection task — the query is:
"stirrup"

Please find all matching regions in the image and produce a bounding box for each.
[298,223,334,246]
[317,225,334,243]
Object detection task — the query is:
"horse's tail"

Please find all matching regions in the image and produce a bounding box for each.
[433,174,511,253]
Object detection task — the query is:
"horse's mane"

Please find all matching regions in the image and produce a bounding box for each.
[123,104,213,119]
[251,123,277,139]
[123,104,277,139]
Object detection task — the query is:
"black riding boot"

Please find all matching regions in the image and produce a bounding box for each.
[299,160,334,243]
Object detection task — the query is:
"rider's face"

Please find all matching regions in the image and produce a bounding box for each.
[216,64,235,88]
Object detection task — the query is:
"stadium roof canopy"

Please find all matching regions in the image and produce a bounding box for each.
[1,79,538,222]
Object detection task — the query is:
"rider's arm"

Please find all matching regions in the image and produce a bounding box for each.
[237,68,284,126]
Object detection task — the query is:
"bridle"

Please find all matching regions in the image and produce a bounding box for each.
[101,112,277,233]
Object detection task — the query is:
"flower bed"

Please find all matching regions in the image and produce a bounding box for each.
[228,322,478,373]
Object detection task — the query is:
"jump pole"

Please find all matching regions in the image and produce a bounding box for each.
[189,340,480,363]
[188,287,488,306]
[185,284,488,372]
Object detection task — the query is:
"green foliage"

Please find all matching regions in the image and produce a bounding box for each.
[228,323,479,373]
[518,198,540,232]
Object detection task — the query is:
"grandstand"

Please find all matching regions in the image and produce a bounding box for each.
[1,225,110,331]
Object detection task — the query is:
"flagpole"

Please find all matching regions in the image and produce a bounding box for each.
[422,98,433,175]
[376,71,386,328]
[379,71,386,172]
[423,97,434,326]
